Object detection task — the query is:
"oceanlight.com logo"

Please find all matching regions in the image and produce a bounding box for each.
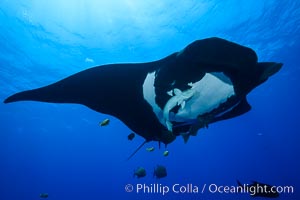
[124,183,294,196]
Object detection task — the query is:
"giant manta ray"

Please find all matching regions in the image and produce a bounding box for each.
[4,37,282,149]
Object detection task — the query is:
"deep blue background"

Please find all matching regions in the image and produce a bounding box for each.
[0,1,299,199]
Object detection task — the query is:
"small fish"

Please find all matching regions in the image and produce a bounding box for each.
[40,193,48,198]
[127,133,135,141]
[154,165,167,179]
[237,180,279,198]
[146,147,155,152]
[99,118,110,126]
[134,167,146,178]
[163,150,169,157]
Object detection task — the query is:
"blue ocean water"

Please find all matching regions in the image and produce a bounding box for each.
[0,0,299,199]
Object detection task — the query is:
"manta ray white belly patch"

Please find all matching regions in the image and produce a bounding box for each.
[174,72,235,120]
[142,72,235,130]
[142,71,164,123]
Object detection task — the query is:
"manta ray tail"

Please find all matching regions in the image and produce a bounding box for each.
[127,140,148,160]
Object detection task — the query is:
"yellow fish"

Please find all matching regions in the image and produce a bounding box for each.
[163,150,169,157]
[99,119,110,126]
[146,147,155,152]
